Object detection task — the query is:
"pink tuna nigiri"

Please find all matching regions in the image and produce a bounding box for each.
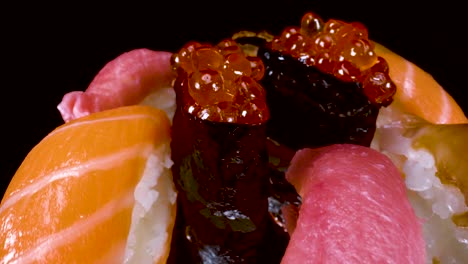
[57,48,175,122]
[282,144,426,264]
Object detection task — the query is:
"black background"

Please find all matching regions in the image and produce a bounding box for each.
[2,1,467,195]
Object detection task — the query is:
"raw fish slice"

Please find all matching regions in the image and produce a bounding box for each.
[57,49,175,122]
[373,43,467,125]
[282,144,425,264]
[1,105,177,264]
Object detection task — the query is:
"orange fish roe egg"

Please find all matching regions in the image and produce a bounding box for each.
[217,38,243,55]
[270,12,396,106]
[300,12,324,36]
[247,56,265,80]
[170,41,203,73]
[188,69,229,105]
[192,47,224,71]
[362,71,396,106]
[223,52,252,81]
[171,39,268,124]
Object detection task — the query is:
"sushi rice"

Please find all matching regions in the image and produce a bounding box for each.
[372,105,468,263]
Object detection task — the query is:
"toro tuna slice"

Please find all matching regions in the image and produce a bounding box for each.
[57,49,176,122]
[282,144,426,264]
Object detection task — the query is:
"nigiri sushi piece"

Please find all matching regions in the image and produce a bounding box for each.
[57,49,176,122]
[372,106,468,263]
[373,43,467,125]
[282,144,426,264]
[0,105,177,264]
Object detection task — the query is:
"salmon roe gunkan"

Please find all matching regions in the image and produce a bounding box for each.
[270,12,396,106]
[171,39,269,124]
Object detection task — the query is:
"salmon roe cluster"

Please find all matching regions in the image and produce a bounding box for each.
[171,40,269,124]
[271,12,396,106]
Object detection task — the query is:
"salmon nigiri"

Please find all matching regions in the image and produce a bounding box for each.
[0,105,177,264]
